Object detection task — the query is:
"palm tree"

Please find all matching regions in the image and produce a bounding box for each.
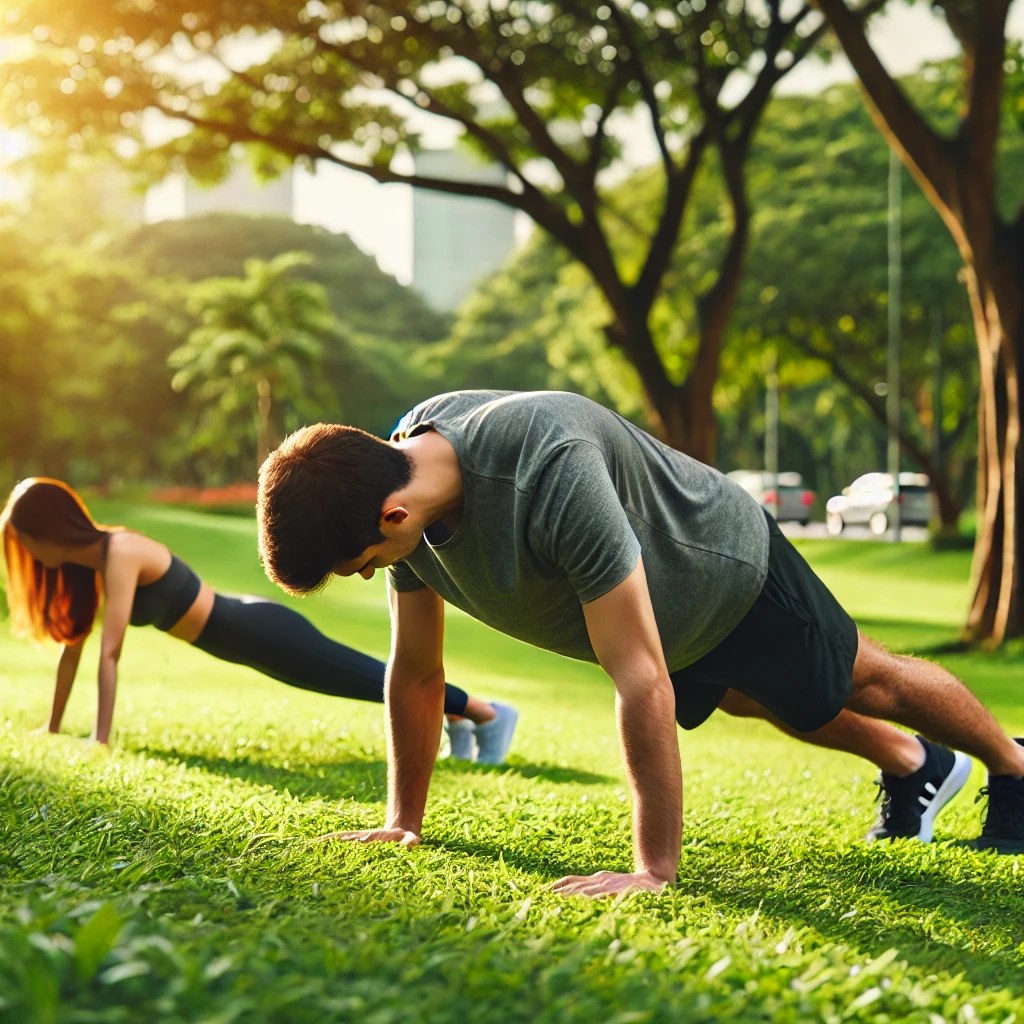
[169,251,335,472]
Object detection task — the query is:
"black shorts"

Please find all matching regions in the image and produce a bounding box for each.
[670,511,859,733]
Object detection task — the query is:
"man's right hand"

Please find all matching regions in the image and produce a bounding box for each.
[316,828,421,847]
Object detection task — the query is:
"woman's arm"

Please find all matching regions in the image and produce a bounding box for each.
[36,640,86,734]
[94,546,139,746]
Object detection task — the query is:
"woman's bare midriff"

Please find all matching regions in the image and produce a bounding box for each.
[166,581,216,644]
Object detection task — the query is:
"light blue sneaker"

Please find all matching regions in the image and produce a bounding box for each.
[446,718,477,761]
[474,703,519,766]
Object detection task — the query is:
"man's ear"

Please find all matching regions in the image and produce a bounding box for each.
[380,505,410,530]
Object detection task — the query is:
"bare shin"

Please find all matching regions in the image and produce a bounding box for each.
[846,632,1024,777]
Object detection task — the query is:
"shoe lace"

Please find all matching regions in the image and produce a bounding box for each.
[976,782,1024,835]
[871,775,922,834]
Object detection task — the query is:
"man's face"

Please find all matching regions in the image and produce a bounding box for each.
[332,509,421,581]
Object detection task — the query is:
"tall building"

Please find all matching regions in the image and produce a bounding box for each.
[181,164,294,219]
[412,149,516,311]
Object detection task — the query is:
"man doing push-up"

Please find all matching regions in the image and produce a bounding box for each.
[256,391,1024,896]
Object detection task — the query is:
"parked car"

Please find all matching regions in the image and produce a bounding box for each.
[726,470,815,523]
[824,472,934,536]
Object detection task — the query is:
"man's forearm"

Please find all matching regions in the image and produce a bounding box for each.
[385,665,446,834]
[617,678,682,882]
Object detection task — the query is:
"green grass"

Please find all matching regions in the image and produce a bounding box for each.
[1,502,1023,1022]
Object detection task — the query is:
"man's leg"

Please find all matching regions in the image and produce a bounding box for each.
[717,685,974,843]
[718,690,924,776]
[846,632,1024,777]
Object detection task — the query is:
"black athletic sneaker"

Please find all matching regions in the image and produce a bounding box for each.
[864,736,972,843]
[974,738,1024,854]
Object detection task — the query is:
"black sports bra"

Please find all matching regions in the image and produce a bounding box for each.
[129,555,202,631]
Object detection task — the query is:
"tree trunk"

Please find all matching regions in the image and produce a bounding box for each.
[932,476,961,532]
[256,377,273,473]
[606,307,722,465]
[964,229,1024,644]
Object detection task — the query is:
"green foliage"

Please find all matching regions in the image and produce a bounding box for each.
[0,194,191,488]
[117,213,452,443]
[114,214,450,346]
[169,251,336,472]
[0,0,817,214]
[0,502,1023,1019]
[0,186,451,487]
[0,0,844,451]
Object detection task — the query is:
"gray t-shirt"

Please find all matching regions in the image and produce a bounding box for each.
[387,391,769,672]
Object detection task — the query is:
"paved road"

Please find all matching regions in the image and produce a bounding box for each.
[777,521,930,543]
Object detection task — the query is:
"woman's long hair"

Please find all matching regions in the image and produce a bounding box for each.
[0,479,112,644]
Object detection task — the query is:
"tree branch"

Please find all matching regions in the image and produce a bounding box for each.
[315,38,537,195]
[788,331,939,476]
[631,128,710,309]
[162,107,594,266]
[814,0,955,202]
[428,25,585,193]
[607,5,672,176]
[583,68,629,190]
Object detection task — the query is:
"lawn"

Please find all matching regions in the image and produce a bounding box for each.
[1,502,1022,1022]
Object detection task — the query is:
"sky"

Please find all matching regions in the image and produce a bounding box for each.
[279,0,1024,284]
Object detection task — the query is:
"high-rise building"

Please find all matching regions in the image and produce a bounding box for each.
[181,164,294,219]
[412,149,516,311]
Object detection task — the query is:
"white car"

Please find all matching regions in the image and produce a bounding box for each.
[825,472,934,536]
[727,470,815,523]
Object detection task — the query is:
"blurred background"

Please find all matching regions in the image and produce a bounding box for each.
[0,0,1022,622]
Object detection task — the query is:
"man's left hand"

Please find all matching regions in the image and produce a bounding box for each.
[551,869,669,898]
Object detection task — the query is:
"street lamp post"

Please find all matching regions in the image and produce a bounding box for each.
[887,147,902,542]
[764,344,779,521]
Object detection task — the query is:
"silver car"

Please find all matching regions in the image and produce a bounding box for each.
[727,470,815,523]
[825,472,934,536]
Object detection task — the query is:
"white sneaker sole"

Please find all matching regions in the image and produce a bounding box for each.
[917,750,972,842]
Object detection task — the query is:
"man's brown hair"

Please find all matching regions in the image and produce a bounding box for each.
[258,423,412,595]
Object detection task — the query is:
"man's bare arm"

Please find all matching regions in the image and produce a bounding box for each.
[323,585,446,846]
[553,556,682,897]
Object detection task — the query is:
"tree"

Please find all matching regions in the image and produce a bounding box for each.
[440,71,982,519]
[814,2,1024,644]
[0,175,192,490]
[0,0,884,462]
[169,252,334,470]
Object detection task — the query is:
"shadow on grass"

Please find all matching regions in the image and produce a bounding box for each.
[853,617,964,654]
[129,745,612,805]
[680,835,1024,989]
[427,828,1024,991]
[436,758,614,785]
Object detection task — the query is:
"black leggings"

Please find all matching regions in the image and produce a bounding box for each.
[191,594,469,715]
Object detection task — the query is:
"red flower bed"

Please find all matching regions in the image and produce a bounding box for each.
[151,483,258,507]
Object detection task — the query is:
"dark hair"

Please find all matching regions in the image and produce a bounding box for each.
[0,478,111,643]
[257,423,412,595]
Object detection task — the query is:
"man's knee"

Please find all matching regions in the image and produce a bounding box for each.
[717,689,767,719]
